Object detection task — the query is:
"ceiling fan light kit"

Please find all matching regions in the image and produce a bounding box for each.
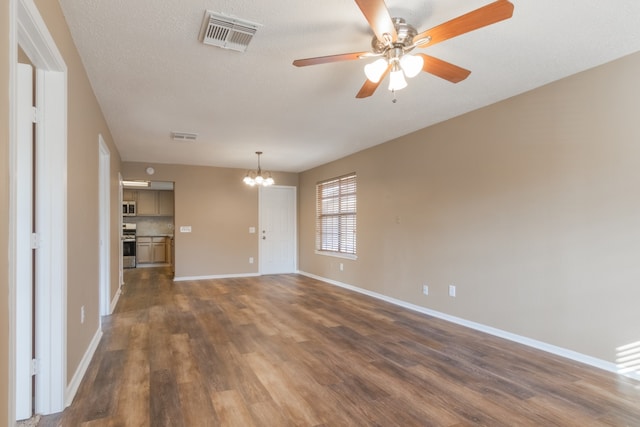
[399,54,424,78]
[364,50,424,90]
[364,58,387,83]
[293,0,514,98]
[388,63,408,91]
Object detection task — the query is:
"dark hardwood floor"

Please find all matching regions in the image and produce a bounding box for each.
[40,267,640,426]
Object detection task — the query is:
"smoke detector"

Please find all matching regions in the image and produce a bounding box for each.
[200,11,261,53]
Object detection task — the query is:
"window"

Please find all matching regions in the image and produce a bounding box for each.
[316,173,357,257]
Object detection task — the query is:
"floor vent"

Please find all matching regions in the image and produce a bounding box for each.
[171,132,198,142]
[201,11,260,53]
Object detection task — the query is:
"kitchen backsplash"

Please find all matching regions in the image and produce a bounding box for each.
[125,216,174,236]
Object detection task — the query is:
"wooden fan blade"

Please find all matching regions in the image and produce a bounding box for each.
[354,0,398,44]
[413,0,514,47]
[356,64,391,98]
[416,54,471,83]
[293,52,371,67]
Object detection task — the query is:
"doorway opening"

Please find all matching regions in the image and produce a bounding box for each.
[122,180,176,275]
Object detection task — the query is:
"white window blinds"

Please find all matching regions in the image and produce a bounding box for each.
[316,173,356,255]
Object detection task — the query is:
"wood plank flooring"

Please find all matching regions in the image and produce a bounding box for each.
[40,267,640,426]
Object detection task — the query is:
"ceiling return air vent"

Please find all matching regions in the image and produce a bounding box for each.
[200,11,261,53]
[171,132,198,142]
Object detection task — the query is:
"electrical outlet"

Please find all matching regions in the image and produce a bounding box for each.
[449,285,456,297]
[249,257,254,264]
[422,285,429,295]
[339,263,344,271]
[81,305,85,324]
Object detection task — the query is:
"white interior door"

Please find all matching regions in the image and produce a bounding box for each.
[259,186,297,274]
[15,0,68,416]
[15,62,34,421]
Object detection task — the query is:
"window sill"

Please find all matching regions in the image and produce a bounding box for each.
[315,250,358,260]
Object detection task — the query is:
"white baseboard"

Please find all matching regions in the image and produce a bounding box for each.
[110,286,121,313]
[65,328,103,407]
[173,272,260,282]
[134,263,171,268]
[297,270,639,382]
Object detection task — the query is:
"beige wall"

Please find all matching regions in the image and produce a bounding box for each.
[1,3,636,422]
[122,162,298,278]
[1,0,11,423]
[32,0,123,383]
[299,52,640,364]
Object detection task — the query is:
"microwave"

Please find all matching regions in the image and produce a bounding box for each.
[122,201,136,216]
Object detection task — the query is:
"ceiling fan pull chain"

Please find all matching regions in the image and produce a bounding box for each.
[391,89,397,104]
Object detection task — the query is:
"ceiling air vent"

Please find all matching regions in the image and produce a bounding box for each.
[171,132,198,142]
[201,11,260,53]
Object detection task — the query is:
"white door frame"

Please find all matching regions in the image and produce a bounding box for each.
[98,135,110,317]
[10,0,68,421]
[258,185,297,274]
[118,173,124,287]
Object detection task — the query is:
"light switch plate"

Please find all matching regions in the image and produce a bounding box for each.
[249,227,256,234]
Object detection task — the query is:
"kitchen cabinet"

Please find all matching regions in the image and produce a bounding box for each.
[136,190,174,216]
[157,191,174,216]
[152,237,166,263]
[136,237,152,263]
[136,191,157,216]
[137,236,168,264]
[123,189,137,201]
[165,238,172,267]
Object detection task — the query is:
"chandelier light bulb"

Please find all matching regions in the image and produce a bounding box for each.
[364,58,388,83]
[400,54,424,78]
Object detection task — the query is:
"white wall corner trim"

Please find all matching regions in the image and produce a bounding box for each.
[110,287,122,314]
[8,1,18,424]
[65,328,103,408]
[296,270,639,382]
[173,272,261,282]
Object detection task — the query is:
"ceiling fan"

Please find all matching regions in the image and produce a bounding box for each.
[292,0,514,98]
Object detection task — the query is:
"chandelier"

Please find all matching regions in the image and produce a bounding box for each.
[243,151,274,187]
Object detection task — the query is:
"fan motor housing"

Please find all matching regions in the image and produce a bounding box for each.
[371,18,418,53]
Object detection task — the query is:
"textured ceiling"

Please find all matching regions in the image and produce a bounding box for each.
[59,0,640,173]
